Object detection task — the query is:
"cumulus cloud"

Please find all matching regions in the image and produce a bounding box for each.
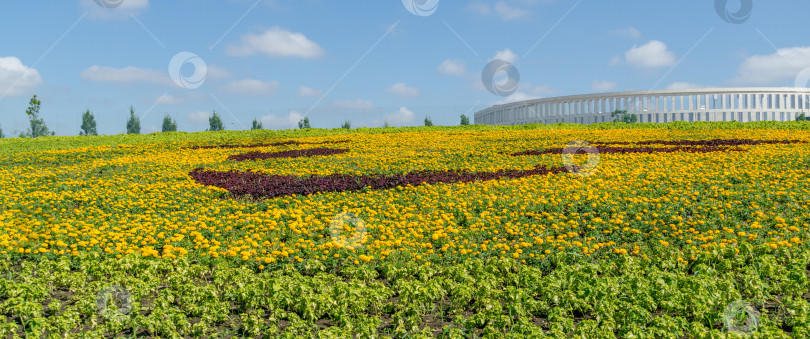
[385,82,419,98]
[437,59,466,76]
[219,79,280,95]
[467,1,529,21]
[494,1,529,20]
[260,110,305,129]
[226,26,325,59]
[591,80,618,92]
[730,46,810,86]
[205,64,234,80]
[377,107,415,127]
[81,0,149,19]
[611,27,641,39]
[0,56,42,97]
[666,82,704,90]
[492,48,519,64]
[155,94,183,105]
[187,110,210,124]
[297,86,323,98]
[487,82,557,105]
[466,1,491,15]
[80,65,172,86]
[624,40,676,69]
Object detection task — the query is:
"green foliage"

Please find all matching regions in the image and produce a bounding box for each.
[1,120,809,155]
[383,120,390,128]
[611,109,638,124]
[208,111,224,132]
[0,124,4,139]
[126,106,140,135]
[251,118,263,130]
[0,249,806,337]
[424,116,433,127]
[298,117,311,129]
[21,94,54,138]
[341,119,351,129]
[80,110,98,136]
[797,112,807,122]
[161,113,177,132]
[460,114,470,126]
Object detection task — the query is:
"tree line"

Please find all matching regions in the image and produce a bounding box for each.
[0,95,486,139]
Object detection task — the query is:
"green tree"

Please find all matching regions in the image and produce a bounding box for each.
[460,114,470,126]
[383,120,390,128]
[797,112,807,121]
[251,118,263,130]
[424,116,433,127]
[208,110,224,131]
[298,117,311,129]
[162,113,177,132]
[611,109,638,124]
[21,94,54,138]
[341,119,351,129]
[126,106,141,134]
[80,109,98,136]
[0,124,4,138]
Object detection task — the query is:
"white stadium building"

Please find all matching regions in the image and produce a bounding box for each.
[474,87,810,125]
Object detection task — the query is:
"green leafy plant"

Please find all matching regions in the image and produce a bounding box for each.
[298,117,311,129]
[424,116,433,127]
[341,119,351,129]
[251,118,263,130]
[80,109,98,136]
[460,114,470,126]
[21,94,54,138]
[126,106,141,134]
[208,111,224,132]
[162,113,178,132]
[611,109,638,124]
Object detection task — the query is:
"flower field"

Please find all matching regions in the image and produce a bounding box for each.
[0,122,809,337]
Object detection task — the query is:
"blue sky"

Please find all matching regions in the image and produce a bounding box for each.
[1,0,810,135]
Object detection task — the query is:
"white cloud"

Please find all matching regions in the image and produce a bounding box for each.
[467,1,529,21]
[226,26,325,59]
[297,86,323,98]
[187,110,210,124]
[494,1,528,20]
[377,107,415,127]
[666,82,704,90]
[624,40,676,69]
[385,82,419,98]
[206,64,233,80]
[466,1,491,15]
[437,59,466,76]
[0,56,42,97]
[608,55,622,66]
[492,48,518,64]
[491,92,539,106]
[591,80,618,92]
[155,94,183,105]
[260,110,304,129]
[219,79,280,95]
[611,27,641,39]
[332,99,375,110]
[81,0,149,19]
[730,46,810,85]
[80,65,171,85]
[486,82,557,105]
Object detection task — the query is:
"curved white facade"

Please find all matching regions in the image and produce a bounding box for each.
[474,87,810,125]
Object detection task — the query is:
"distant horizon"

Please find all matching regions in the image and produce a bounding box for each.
[2,1,810,135]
